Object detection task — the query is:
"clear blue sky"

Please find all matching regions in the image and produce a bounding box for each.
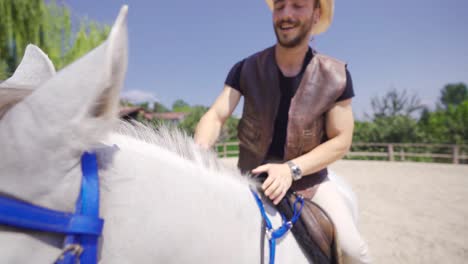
[67,0,468,120]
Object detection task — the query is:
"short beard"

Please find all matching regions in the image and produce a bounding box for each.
[274,17,314,48]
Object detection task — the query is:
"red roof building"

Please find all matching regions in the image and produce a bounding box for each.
[119,106,188,124]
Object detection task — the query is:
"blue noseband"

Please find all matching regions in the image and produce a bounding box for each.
[0,152,103,264]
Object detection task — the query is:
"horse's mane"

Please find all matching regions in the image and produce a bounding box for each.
[114,120,254,185]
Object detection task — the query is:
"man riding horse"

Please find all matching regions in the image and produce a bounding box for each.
[195,0,371,263]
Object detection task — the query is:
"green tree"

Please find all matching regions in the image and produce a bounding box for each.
[120,99,135,107]
[0,60,7,80]
[354,116,423,143]
[369,88,424,118]
[0,0,109,78]
[153,102,169,113]
[172,99,191,112]
[178,105,208,136]
[0,0,46,75]
[355,88,425,143]
[220,116,239,141]
[417,84,468,144]
[353,121,377,143]
[419,100,468,144]
[439,83,468,109]
[138,102,150,111]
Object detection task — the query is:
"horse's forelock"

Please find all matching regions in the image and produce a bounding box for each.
[0,87,33,119]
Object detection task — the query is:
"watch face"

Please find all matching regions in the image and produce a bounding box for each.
[294,165,300,174]
[293,166,302,180]
[287,161,302,180]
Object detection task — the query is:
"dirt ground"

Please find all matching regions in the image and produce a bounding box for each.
[222,158,468,264]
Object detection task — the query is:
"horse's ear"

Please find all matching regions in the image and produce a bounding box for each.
[0,44,55,118]
[1,5,128,152]
[0,44,56,90]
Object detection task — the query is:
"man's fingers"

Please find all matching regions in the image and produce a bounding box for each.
[269,183,284,200]
[262,174,275,190]
[264,178,280,196]
[252,164,268,174]
[273,189,287,205]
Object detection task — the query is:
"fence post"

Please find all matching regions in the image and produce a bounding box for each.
[453,145,459,164]
[388,144,394,161]
[400,149,405,161]
[223,143,227,158]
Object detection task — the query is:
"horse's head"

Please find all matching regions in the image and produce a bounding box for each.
[0,6,128,212]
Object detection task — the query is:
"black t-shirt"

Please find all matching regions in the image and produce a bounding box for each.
[225,48,354,159]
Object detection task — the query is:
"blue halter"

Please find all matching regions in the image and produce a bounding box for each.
[0,152,103,264]
[251,189,304,264]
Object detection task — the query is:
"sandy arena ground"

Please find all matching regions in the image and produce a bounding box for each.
[222,158,468,264]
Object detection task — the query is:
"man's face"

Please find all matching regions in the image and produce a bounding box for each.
[272,0,319,48]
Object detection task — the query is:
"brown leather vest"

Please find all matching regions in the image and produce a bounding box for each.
[237,46,347,191]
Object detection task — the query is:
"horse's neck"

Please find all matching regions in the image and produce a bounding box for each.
[97,133,307,263]
[97,133,258,262]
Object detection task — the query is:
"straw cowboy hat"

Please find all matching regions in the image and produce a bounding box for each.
[265,0,334,35]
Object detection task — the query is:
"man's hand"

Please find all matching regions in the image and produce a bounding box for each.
[252,163,292,205]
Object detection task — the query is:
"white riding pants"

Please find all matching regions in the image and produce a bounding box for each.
[311,179,372,264]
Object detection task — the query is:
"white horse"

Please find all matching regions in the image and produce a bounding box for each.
[0,6,357,263]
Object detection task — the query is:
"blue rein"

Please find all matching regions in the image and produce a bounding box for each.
[0,152,103,264]
[251,189,304,264]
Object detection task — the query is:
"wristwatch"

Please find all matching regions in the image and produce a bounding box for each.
[287,161,303,181]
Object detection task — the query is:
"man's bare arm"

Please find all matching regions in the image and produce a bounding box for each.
[252,99,354,204]
[194,85,241,149]
[292,98,354,175]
